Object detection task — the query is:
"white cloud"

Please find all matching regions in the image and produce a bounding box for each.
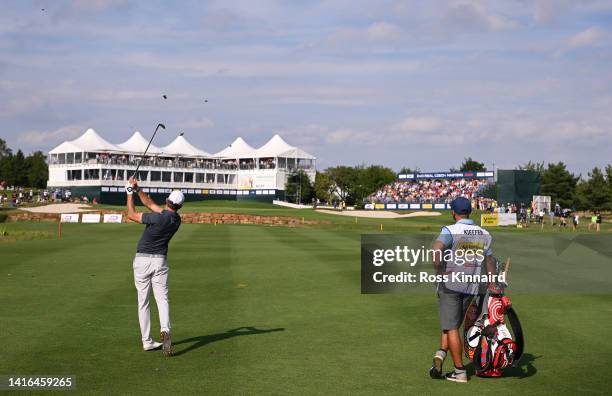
[365,22,402,41]
[18,125,86,146]
[445,1,519,31]
[393,116,441,132]
[555,26,607,56]
[567,26,605,49]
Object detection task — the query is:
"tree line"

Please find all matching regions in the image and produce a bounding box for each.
[519,161,612,211]
[0,138,48,189]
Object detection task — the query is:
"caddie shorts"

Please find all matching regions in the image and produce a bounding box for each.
[438,286,473,331]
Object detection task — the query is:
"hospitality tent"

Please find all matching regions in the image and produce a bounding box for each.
[161,135,210,157]
[69,128,121,153]
[250,134,315,159]
[117,131,162,154]
[213,137,255,158]
[49,140,84,155]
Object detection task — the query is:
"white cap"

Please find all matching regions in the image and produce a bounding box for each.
[167,190,185,206]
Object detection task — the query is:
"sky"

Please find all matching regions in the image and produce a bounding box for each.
[1,0,611,175]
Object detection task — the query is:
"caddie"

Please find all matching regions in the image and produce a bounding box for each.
[125,176,183,356]
[429,196,499,382]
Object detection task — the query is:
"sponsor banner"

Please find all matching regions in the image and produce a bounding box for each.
[481,214,498,227]
[82,213,101,223]
[103,213,123,223]
[386,203,397,209]
[398,171,494,180]
[398,203,409,209]
[498,213,517,226]
[481,213,517,227]
[374,203,385,209]
[60,213,79,223]
[238,174,277,190]
[365,203,374,210]
[410,203,421,209]
[421,203,433,209]
[434,203,446,209]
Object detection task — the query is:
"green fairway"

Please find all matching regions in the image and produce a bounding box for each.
[1,218,611,395]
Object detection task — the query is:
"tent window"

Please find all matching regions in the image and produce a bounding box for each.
[278,157,286,169]
[162,172,171,182]
[259,157,275,169]
[67,170,82,180]
[150,171,161,182]
[59,153,66,164]
[102,169,115,180]
[217,174,225,184]
[84,169,100,180]
[185,172,194,183]
[173,172,184,183]
[196,173,205,183]
[298,159,313,169]
[75,152,82,163]
[206,174,215,183]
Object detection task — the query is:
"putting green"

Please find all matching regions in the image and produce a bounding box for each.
[1,214,610,394]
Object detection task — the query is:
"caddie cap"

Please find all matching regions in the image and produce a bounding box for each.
[450,196,472,215]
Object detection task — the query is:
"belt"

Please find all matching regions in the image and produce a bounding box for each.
[135,253,166,258]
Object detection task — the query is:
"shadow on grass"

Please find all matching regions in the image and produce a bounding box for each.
[172,326,285,357]
[466,353,540,379]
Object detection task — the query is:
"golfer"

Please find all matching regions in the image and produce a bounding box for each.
[126,177,183,356]
[429,197,498,382]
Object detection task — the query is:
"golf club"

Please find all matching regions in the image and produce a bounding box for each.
[132,123,165,178]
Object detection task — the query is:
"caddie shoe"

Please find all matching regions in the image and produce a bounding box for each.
[429,350,446,379]
[161,331,172,357]
[445,369,468,383]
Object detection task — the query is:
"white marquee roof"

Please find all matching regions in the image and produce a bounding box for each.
[117,131,162,154]
[49,141,84,154]
[48,129,315,160]
[161,135,211,157]
[71,128,121,152]
[250,134,315,159]
[213,137,255,158]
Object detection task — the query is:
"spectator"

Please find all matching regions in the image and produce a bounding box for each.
[572,213,579,231]
[368,178,491,205]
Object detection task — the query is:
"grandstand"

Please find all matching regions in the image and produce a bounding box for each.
[47,128,316,204]
[366,171,495,210]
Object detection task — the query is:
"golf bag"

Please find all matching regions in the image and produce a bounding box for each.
[463,260,524,377]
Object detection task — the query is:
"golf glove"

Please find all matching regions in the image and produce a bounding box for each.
[125,183,138,195]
